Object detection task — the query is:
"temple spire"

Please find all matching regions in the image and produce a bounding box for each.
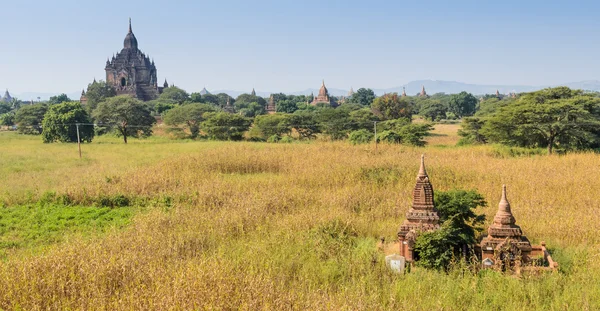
[499,184,511,213]
[417,154,428,179]
[402,86,407,97]
[128,18,132,33]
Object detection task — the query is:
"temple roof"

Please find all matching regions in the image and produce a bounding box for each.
[318,80,328,97]
[493,185,516,227]
[200,87,210,95]
[2,89,11,102]
[123,18,138,50]
[251,88,256,96]
[412,154,435,210]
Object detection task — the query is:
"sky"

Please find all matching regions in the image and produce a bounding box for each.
[2,0,600,95]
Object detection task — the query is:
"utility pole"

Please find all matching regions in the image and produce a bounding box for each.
[76,123,82,159]
[374,121,378,151]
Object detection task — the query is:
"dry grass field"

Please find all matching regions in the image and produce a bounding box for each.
[0,125,599,310]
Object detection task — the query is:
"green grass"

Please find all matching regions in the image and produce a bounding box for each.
[0,204,133,259]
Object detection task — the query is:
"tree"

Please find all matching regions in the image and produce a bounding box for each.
[419,99,448,121]
[371,93,413,120]
[276,99,299,114]
[216,93,235,108]
[42,102,94,143]
[190,92,203,103]
[201,94,220,106]
[15,104,48,134]
[457,117,487,145]
[348,88,376,106]
[93,95,155,143]
[84,80,116,112]
[349,108,379,132]
[159,86,189,104]
[413,190,487,271]
[0,112,15,127]
[238,102,265,117]
[377,119,432,146]
[448,91,478,118]
[290,110,320,139]
[201,112,251,141]
[348,129,373,144]
[48,93,72,105]
[163,103,216,138]
[315,107,352,140]
[482,87,600,154]
[251,114,292,141]
[0,102,11,114]
[236,93,267,108]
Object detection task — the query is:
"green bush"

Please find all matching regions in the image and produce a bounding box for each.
[348,129,374,145]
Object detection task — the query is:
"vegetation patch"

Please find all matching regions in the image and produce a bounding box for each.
[0,204,133,257]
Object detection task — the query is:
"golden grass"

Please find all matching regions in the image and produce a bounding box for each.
[0,131,599,310]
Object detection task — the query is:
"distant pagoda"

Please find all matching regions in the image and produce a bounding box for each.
[398,155,440,261]
[266,94,276,114]
[311,80,331,105]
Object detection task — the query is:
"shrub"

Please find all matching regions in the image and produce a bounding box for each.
[348,129,373,145]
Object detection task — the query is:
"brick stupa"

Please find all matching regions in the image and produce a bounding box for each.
[398,155,440,261]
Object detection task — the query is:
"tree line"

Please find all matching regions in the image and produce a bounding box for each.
[5,81,459,145]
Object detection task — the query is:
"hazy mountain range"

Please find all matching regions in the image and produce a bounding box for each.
[8,80,600,101]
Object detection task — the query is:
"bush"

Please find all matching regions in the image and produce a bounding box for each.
[348,129,373,145]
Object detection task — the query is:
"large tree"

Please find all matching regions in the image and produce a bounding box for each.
[15,104,48,135]
[163,103,216,138]
[252,114,292,140]
[42,102,94,143]
[448,91,478,118]
[93,95,155,143]
[201,112,251,141]
[348,88,376,106]
[158,86,189,104]
[419,99,448,121]
[84,80,116,112]
[290,110,320,139]
[48,93,72,105]
[315,107,353,140]
[482,87,600,154]
[0,102,11,114]
[371,93,413,120]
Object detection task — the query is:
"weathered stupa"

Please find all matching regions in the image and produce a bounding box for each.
[397,155,440,261]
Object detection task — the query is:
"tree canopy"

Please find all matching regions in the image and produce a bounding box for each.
[84,80,116,112]
[42,102,94,143]
[448,92,478,118]
[93,95,155,143]
[48,93,72,105]
[371,93,413,120]
[348,88,376,106]
[15,104,48,135]
[163,103,216,138]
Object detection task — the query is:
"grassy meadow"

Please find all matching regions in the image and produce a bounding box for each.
[0,125,599,310]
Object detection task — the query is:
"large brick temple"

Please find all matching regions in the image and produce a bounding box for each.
[103,19,164,101]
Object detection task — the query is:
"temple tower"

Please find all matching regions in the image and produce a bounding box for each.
[398,155,441,261]
[1,89,12,102]
[266,94,276,114]
[311,80,331,105]
[402,87,407,97]
[104,19,160,101]
[480,185,533,268]
[419,85,427,97]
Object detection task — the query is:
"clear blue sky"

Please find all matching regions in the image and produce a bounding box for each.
[1,0,600,95]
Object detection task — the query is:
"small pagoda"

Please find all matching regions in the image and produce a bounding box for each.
[398,155,440,261]
[266,94,276,114]
[480,185,558,271]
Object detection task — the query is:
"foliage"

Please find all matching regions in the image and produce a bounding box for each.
[163,103,216,139]
[41,102,94,143]
[235,93,267,108]
[14,104,48,135]
[348,88,376,106]
[481,87,600,154]
[48,93,72,105]
[377,120,432,146]
[413,189,487,271]
[159,86,190,104]
[93,95,155,143]
[349,108,379,132]
[290,110,320,139]
[0,102,11,114]
[348,129,374,145]
[276,99,299,113]
[238,102,265,117]
[201,112,252,140]
[252,114,292,140]
[448,91,478,118]
[315,107,352,140]
[371,93,413,120]
[457,117,487,145]
[0,113,15,127]
[420,99,448,121]
[84,80,116,112]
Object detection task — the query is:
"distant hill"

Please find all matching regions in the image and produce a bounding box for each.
[9,80,600,102]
